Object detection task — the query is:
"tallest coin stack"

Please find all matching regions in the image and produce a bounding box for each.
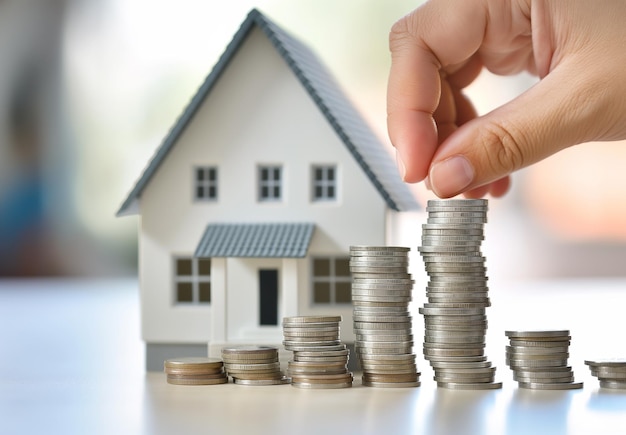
[418,199,502,389]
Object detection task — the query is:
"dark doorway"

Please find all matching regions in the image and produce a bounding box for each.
[259,269,278,325]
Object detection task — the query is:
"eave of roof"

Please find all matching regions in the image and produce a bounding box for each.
[195,222,315,258]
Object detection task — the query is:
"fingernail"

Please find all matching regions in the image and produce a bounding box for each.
[396,150,406,181]
[430,155,474,197]
[424,176,432,191]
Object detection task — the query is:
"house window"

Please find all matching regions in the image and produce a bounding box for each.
[174,257,211,304]
[312,256,351,304]
[258,165,282,201]
[194,167,218,201]
[312,165,336,201]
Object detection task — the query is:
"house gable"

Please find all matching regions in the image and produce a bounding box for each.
[117,8,418,218]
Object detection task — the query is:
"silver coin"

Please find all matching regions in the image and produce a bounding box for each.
[353,314,411,322]
[427,199,488,207]
[422,256,486,264]
[284,343,346,352]
[352,296,412,304]
[426,206,487,212]
[592,369,626,382]
[424,315,487,323]
[357,333,413,341]
[352,272,412,279]
[424,341,486,350]
[362,380,421,388]
[294,349,349,357]
[419,245,482,253]
[508,339,571,347]
[518,381,583,390]
[423,348,485,357]
[424,302,491,309]
[434,374,495,383]
[350,262,410,270]
[352,283,414,291]
[585,359,626,368]
[427,297,490,305]
[350,245,410,252]
[353,306,410,313]
[427,218,487,224]
[352,277,415,285]
[599,380,626,389]
[514,374,575,383]
[291,382,353,389]
[357,347,413,355]
[419,307,486,316]
[422,223,485,230]
[222,345,278,355]
[283,316,342,324]
[427,211,487,218]
[435,366,496,375]
[430,360,492,369]
[422,229,484,236]
[349,255,409,262]
[353,300,409,307]
[506,346,570,355]
[354,321,412,330]
[425,336,485,345]
[506,359,569,368]
[352,288,413,297]
[437,381,502,390]
[233,376,291,385]
[505,330,570,338]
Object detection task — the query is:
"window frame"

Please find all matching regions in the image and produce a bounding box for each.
[311,256,351,305]
[311,165,337,202]
[173,256,211,305]
[258,164,283,202]
[193,166,218,202]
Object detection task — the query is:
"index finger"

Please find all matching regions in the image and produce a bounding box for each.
[387,0,487,183]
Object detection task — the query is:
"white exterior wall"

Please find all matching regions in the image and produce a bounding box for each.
[138,26,387,345]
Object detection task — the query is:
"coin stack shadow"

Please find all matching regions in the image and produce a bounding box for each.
[418,199,502,390]
[350,245,420,388]
[164,357,228,385]
[585,359,626,389]
[221,345,290,385]
[283,316,353,389]
[505,330,583,390]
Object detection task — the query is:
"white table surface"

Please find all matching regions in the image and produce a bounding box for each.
[1,277,626,435]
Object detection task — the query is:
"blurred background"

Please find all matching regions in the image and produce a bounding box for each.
[1,0,625,280]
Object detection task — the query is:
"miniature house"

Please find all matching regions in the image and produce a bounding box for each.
[117,8,418,370]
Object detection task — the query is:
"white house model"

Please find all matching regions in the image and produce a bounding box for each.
[117,9,418,370]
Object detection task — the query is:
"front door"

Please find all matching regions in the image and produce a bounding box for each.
[259,269,278,325]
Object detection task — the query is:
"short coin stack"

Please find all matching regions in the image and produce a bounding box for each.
[283,316,353,389]
[505,330,583,390]
[585,359,626,389]
[221,345,290,385]
[164,357,228,385]
[350,245,420,388]
[418,199,501,390]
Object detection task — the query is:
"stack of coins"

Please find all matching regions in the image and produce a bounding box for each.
[418,199,501,390]
[283,316,352,388]
[505,330,583,390]
[350,245,420,388]
[164,357,228,385]
[221,345,290,385]
[585,359,626,389]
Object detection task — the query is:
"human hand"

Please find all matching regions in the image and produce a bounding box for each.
[387,0,626,198]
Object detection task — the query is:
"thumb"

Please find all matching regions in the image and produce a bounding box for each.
[428,63,608,198]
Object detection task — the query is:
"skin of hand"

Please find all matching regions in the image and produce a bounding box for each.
[387,0,626,198]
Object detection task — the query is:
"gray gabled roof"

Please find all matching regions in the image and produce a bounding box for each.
[195,223,315,258]
[117,8,418,216]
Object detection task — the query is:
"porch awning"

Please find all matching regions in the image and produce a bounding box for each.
[194,223,315,258]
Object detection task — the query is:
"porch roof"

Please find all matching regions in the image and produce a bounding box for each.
[195,223,315,258]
